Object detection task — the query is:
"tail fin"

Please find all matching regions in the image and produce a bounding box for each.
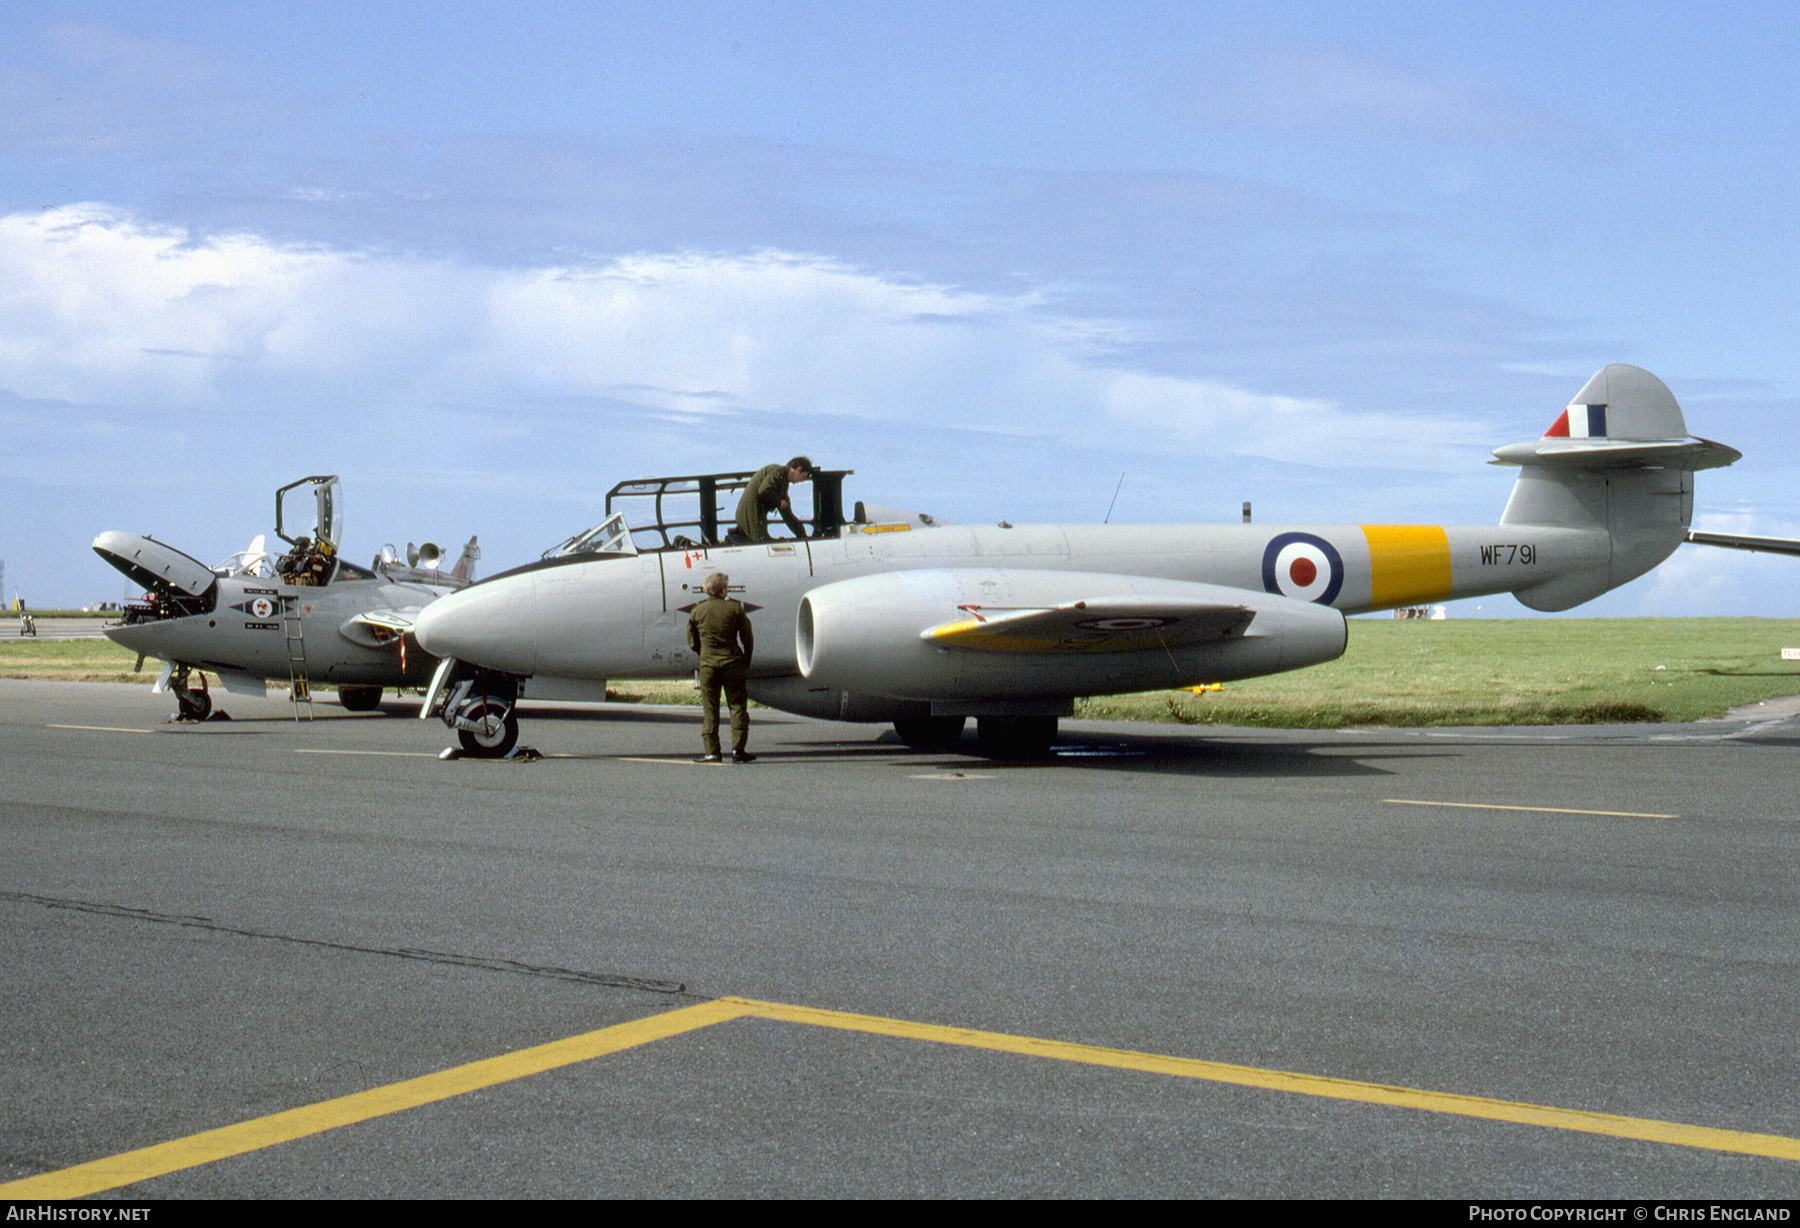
[451,535,481,584]
[1494,365,1739,611]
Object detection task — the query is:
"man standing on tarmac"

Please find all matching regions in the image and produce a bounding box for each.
[733,457,814,542]
[687,571,756,763]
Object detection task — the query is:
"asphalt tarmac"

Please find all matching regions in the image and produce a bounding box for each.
[6,617,114,641]
[3,679,1797,1198]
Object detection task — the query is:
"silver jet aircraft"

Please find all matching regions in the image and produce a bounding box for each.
[96,475,478,718]
[414,365,1738,758]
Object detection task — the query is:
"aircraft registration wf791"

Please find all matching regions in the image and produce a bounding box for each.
[95,475,478,719]
[414,365,1739,759]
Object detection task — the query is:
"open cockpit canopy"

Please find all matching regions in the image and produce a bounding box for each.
[594,468,940,552]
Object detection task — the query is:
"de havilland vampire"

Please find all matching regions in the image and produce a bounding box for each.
[414,366,1740,759]
[95,475,479,718]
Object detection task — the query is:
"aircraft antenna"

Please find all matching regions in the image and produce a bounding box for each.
[1104,473,1125,524]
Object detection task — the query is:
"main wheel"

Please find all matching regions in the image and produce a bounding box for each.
[976,715,1058,760]
[338,686,383,711]
[893,715,967,750]
[456,700,519,758]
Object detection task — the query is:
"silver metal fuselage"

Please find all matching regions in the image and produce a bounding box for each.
[104,571,450,692]
[413,518,1604,691]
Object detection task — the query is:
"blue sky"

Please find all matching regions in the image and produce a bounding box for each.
[4,2,1798,615]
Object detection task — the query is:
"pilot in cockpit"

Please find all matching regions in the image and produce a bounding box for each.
[278,535,335,586]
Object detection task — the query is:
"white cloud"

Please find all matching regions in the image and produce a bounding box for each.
[0,204,1479,473]
[0,205,467,405]
[1098,368,1487,470]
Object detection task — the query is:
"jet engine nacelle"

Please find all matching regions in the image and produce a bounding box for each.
[796,568,1347,702]
[746,675,926,723]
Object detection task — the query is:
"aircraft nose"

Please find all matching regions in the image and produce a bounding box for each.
[102,619,155,656]
[413,595,458,655]
[415,581,540,675]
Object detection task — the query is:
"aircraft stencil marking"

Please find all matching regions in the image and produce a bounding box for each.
[1478,544,1537,566]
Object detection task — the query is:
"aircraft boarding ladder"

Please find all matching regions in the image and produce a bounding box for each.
[284,602,314,720]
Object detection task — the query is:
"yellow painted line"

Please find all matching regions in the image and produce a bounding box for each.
[8,993,1797,1197]
[730,998,1800,1163]
[1386,798,1678,820]
[47,724,153,734]
[0,999,751,1200]
[293,749,442,758]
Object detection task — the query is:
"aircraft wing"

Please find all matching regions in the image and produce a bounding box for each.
[1686,530,1800,558]
[925,598,1255,654]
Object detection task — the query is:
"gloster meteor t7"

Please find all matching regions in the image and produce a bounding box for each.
[415,365,1738,758]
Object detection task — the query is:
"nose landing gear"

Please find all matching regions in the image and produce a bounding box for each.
[430,666,523,759]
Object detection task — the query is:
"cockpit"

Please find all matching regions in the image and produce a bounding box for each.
[599,469,855,551]
[273,474,344,587]
[569,469,941,556]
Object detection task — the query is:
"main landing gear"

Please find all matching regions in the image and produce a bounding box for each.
[891,714,1059,759]
[337,685,383,712]
[892,715,966,750]
[975,715,1059,760]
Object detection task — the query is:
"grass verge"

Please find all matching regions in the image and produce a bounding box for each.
[1076,618,1800,727]
[6,618,1799,726]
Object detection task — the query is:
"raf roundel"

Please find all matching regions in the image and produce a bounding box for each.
[1073,616,1173,632]
[1261,532,1344,605]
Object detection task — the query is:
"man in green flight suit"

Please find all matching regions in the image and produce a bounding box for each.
[686,571,756,763]
[732,457,814,543]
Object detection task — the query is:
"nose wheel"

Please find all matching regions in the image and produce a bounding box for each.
[435,668,523,758]
[172,665,214,721]
[455,699,520,758]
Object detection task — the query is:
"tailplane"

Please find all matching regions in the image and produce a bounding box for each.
[1493,365,1739,611]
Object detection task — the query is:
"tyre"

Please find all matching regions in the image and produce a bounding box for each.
[456,700,519,758]
[976,715,1058,760]
[178,687,212,721]
[893,715,967,750]
[338,686,383,711]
